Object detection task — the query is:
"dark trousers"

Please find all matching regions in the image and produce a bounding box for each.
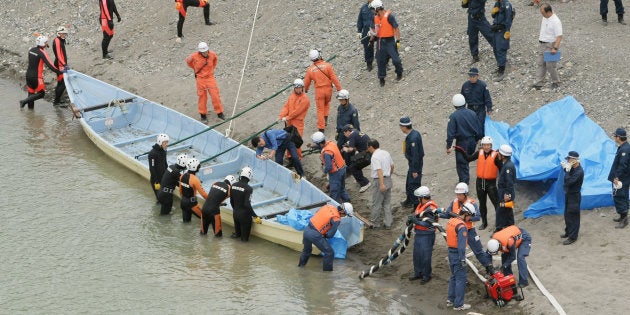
[455,138,476,185]
[468,228,492,266]
[202,210,222,236]
[492,29,509,67]
[600,0,625,15]
[299,225,335,271]
[495,206,514,231]
[467,106,487,136]
[613,181,629,214]
[564,192,581,240]
[21,91,45,109]
[412,231,435,280]
[157,190,174,215]
[405,167,422,208]
[476,178,499,226]
[468,15,494,56]
[329,167,350,203]
[101,31,113,58]
[54,79,66,103]
[177,2,210,37]
[376,37,403,79]
[349,162,370,187]
[361,30,375,64]
[501,229,531,286]
[275,139,304,176]
[233,213,252,242]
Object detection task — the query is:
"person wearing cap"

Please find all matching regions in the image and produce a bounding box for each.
[369,0,403,87]
[335,89,361,150]
[461,68,493,135]
[304,49,342,132]
[298,203,353,271]
[99,0,121,59]
[446,94,483,185]
[533,4,563,90]
[399,116,425,209]
[309,132,350,203]
[52,26,69,106]
[357,0,375,71]
[279,78,310,159]
[341,124,371,192]
[367,139,395,229]
[175,0,214,42]
[609,128,630,229]
[251,129,304,177]
[489,0,513,82]
[148,134,169,203]
[561,151,583,244]
[186,42,225,123]
[496,144,516,231]
[462,0,494,65]
[445,202,475,311]
[407,186,439,284]
[19,35,63,109]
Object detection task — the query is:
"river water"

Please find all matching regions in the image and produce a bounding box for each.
[0,79,415,314]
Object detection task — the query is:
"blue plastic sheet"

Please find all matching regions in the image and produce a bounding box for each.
[276,208,348,258]
[485,96,616,218]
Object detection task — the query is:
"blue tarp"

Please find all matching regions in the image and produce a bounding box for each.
[277,209,348,258]
[485,96,616,218]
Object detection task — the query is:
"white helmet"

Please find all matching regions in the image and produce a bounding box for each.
[454,182,469,194]
[461,202,476,216]
[341,202,354,217]
[309,49,321,61]
[370,0,384,9]
[156,133,170,146]
[224,175,237,185]
[452,94,466,107]
[480,136,493,145]
[240,166,253,180]
[499,144,513,157]
[197,42,209,52]
[176,153,189,167]
[336,89,350,100]
[35,35,48,47]
[293,78,304,87]
[487,238,500,254]
[311,131,326,144]
[187,158,200,172]
[414,186,431,198]
[57,26,68,35]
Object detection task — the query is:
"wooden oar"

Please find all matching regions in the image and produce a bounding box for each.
[353,211,374,228]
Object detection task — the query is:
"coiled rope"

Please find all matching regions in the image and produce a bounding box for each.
[359,222,414,279]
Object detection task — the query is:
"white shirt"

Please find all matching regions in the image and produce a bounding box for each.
[539,13,562,43]
[370,148,394,178]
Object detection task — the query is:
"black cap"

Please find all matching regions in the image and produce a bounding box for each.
[399,116,412,126]
[342,124,354,132]
[468,67,479,76]
[613,127,627,137]
[565,151,579,160]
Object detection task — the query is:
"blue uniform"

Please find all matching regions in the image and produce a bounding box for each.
[445,200,492,266]
[375,13,403,80]
[404,129,424,207]
[256,129,304,176]
[357,2,375,65]
[412,204,438,282]
[447,221,468,309]
[336,103,361,148]
[345,130,370,187]
[500,228,531,287]
[496,158,516,229]
[322,147,350,203]
[491,0,512,68]
[465,0,494,57]
[298,220,340,271]
[446,107,482,185]
[461,79,492,135]
[608,141,630,215]
[600,0,625,16]
[563,165,583,240]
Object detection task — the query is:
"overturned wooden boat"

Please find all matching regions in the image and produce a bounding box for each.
[64,70,363,253]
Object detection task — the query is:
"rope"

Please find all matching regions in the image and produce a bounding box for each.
[199,120,279,164]
[359,223,414,279]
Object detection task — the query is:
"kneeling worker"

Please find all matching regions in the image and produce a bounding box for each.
[487,224,532,288]
[298,202,353,271]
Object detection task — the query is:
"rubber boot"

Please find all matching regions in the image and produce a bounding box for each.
[379,77,385,87]
[367,62,373,71]
[200,114,208,123]
[471,54,480,65]
[494,66,506,82]
[619,14,626,25]
[20,91,45,109]
[616,214,628,229]
[602,14,608,25]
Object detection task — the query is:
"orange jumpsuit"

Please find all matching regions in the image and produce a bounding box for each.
[304,60,342,130]
[279,90,310,158]
[186,51,224,116]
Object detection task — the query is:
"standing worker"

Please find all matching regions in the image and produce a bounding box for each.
[304,49,342,132]
[179,158,208,223]
[462,0,494,64]
[252,129,304,178]
[357,0,375,71]
[446,94,483,185]
[369,0,403,87]
[533,4,563,90]
[601,0,626,24]
[186,42,225,123]
[230,167,261,242]
[335,89,361,150]
[460,68,493,135]
[99,0,121,59]
[367,139,395,229]
[489,0,513,82]
[445,202,476,311]
[148,134,169,203]
[298,202,354,271]
[310,132,350,203]
[175,0,214,42]
[279,78,310,159]
[609,128,630,228]
[407,186,439,284]
[399,116,424,209]
[561,151,583,244]
[341,124,371,192]
[496,144,516,231]
[52,26,69,106]
[19,35,63,109]
[487,224,532,288]
[157,153,189,215]
[201,175,237,237]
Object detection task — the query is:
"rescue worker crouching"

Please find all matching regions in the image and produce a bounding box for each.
[407,186,439,284]
[179,158,208,224]
[230,167,262,242]
[341,124,371,193]
[298,202,354,271]
[201,174,237,237]
[445,202,476,311]
[157,153,189,215]
[487,224,532,288]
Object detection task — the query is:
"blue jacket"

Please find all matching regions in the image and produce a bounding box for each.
[461,80,492,112]
[405,129,424,173]
[564,165,584,194]
[357,2,374,34]
[446,107,482,148]
[468,0,488,15]
[255,129,287,156]
[347,130,370,152]
[336,103,360,133]
[608,141,630,183]
[492,0,513,31]
[498,158,516,200]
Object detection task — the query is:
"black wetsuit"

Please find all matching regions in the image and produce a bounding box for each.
[230,178,256,242]
[52,36,67,104]
[20,46,62,109]
[201,180,230,236]
[148,143,167,202]
[157,163,186,215]
[99,0,120,58]
[176,0,211,38]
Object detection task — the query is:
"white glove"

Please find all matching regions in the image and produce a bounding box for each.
[357,32,362,39]
[367,29,377,37]
[613,181,623,190]
[281,117,287,122]
[560,161,571,172]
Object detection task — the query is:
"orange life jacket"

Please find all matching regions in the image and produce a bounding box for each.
[446,217,467,248]
[320,141,346,173]
[374,10,395,38]
[310,204,341,235]
[451,198,476,230]
[414,200,438,231]
[477,150,499,180]
[491,225,523,253]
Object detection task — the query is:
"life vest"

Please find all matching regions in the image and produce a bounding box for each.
[477,150,499,180]
[414,200,438,231]
[374,10,395,38]
[321,141,346,173]
[491,225,523,253]
[309,204,341,235]
[446,217,467,248]
[452,198,476,230]
[180,172,195,198]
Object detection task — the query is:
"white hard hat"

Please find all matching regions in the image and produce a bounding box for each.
[240,166,253,180]
[309,49,320,61]
[414,186,431,198]
[198,42,209,52]
[57,26,68,34]
[157,133,170,145]
[370,0,384,9]
[341,202,354,217]
[35,35,48,47]
[452,94,466,107]
[336,89,350,100]
[293,78,304,87]
[224,175,237,185]
[187,158,200,172]
[499,144,513,157]
[461,202,476,216]
[311,131,326,144]
[176,153,189,167]
[454,182,469,194]
[487,238,500,254]
[480,136,493,145]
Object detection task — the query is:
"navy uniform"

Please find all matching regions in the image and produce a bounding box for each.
[463,0,494,62]
[357,1,375,70]
[446,106,482,185]
[371,2,403,86]
[490,0,513,80]
[496,157,516,231]
[461,68,493,135]
[609,128,630,228]
[562,152,583,244]
[343,127,370,188]
[400,116,424,209]
[336,102,360,149]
